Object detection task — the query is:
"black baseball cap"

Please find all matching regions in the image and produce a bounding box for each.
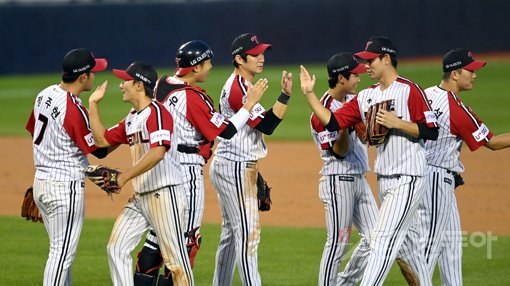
[442,48,487,72]
[113,62,158,89]
[231,33,272,57]
[354,36,397,60]
[62,48,107,76]
[327,53,367,77]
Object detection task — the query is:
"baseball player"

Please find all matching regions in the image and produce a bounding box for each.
[87,62,193,286]
[300,36,439,286]
[311,53,379,286]
[209,32,292,286]
[26,48,108,286]
[133,40,267,286]
[398,49,510,285]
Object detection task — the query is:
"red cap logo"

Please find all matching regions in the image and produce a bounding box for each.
[468,51,473,59]
[365,41,373,50]
[251,35,260,44]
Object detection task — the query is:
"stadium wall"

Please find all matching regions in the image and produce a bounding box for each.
[1,0,509,75]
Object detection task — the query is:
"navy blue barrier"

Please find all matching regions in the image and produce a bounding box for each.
[1,0,509,75]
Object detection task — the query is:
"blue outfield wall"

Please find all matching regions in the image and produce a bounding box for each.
[1,0,509,75]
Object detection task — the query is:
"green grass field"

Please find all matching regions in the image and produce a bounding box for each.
[2,216,509,285]
[2,61,510,285]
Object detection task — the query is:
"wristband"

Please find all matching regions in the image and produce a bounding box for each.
[277,92,290,104]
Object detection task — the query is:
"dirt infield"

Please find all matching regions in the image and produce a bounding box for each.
[3,137,509,235]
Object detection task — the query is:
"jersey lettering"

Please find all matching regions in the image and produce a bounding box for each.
[249,103,265,120]
[34,114,49,145]
[166,95,180,107]
[127,131,149,146]
[424,110,438,123]
[84,133,95,147]
[150,129,171,144]
[210,112,226,128]
[472,123,489,142]
[318,130,339,144]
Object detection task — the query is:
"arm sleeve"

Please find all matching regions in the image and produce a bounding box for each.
[254,108,282,135]
[26,109,35,136]
[311,114,339,150]
[450,98,493,151]
[332,95,363,129]
[146,103,172,150]
[408,84,438,127]
[186,89,228,141]
[228,75,264,128]
[63,99,97,155]
[104,119,128,145]
[417,122,439,140]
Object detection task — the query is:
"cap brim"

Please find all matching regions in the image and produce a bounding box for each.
[354,51,380,60]
[463,60,487,71]
[175,66,194,76]
[113,69,133,80]
[350,63,367,74]
[245,44,272,56]
[91,58,108,72]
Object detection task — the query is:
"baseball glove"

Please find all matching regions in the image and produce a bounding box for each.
[21,186,43,223]
[256,172,272,211]
[85,165,121,194]
[365,99,393,145]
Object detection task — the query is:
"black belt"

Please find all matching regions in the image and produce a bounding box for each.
[177,144,199,154]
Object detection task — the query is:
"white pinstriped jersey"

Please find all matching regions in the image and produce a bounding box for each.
[215,73,267,161]
[424,85,493,172]
[334,77,438,176]
[104,101,183,194]
[26,84,98,181]
[156,76,228,165]
[311,93,369,175]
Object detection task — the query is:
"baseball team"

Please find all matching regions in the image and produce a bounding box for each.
[26,33,510,286]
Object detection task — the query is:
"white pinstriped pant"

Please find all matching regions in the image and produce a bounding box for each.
[360,175,431,286]
[399,165,463,285]
[107,185,193,286]
[210,157,261,286]
[143,164,205,247]
[33,179,85,286]
[316,174,378,286]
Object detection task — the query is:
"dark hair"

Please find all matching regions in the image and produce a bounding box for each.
[135,81,154,98]
[233,53,249,68]
[381,54,398,68]
[62,70,90,83]
[328,71,351,89]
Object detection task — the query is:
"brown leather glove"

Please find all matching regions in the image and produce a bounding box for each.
[21,186,43,223]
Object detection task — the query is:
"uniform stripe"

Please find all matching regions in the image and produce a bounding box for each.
[186,166,197,233]
[69,93,91,130]
[424,172,439,262]
[322,176,339,285]
[234,162,252,286]
[373,176,416,285]
[169,186,193,283]
[54,181,77,285]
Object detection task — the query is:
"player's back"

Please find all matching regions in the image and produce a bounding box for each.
[29,85,90,181]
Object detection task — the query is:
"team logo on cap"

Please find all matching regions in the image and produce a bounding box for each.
[365,41,373,50]
[251,35,260,44]
[468,51,473,59]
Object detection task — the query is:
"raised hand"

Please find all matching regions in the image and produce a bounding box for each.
[299,65,316,96]
[89,81,109,104]
[245,78,269,110]
[281,70,293,96]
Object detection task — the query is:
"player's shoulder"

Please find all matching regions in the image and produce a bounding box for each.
[424,85,447,99]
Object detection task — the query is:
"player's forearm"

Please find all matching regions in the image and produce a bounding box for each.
[88,102,110,147]
[303,91,331,126]
[485,133,510,150]
[332,129,349,157]
[394,120,420,138]
[121,146,166,185]
[271,92,291,119]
